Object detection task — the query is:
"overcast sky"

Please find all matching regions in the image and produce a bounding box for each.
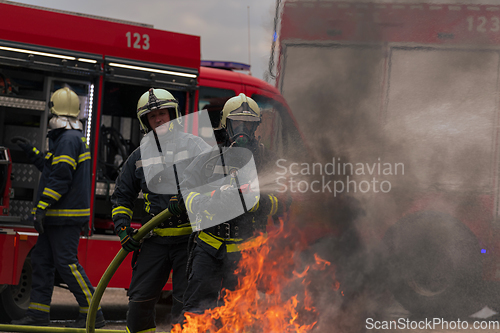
[10,0,278,82]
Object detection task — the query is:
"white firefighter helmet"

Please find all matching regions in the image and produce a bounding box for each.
[137,88,180,133]
[48,87,83,130]
[220,93,261,144]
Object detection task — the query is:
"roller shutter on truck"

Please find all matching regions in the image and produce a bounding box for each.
[385,48,499,192]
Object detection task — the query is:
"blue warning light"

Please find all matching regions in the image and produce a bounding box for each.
[481,249,487,254]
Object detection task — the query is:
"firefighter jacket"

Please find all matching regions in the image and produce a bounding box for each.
[26,128,91,225]
[181,140,285,254]
[111,130,211,244]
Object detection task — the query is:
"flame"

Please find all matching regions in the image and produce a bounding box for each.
[313,253,331,270]
[172,220,338,333]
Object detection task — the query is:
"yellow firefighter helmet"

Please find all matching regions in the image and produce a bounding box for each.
[220,93,261,145]
[49,87,80,117]
[220,93,260,128]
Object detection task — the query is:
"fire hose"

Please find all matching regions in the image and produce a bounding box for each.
[0,208,174,333]
[86,208,174,333]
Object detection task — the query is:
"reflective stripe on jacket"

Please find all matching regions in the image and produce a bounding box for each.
[111,131,211,241]
[31,129,91,225]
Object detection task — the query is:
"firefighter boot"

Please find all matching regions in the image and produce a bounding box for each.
[11,316,50,326]
[127,298,157,333]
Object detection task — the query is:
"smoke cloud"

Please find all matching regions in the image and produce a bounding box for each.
[272,0,499,330]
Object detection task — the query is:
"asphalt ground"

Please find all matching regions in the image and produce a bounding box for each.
[3,286,500,332]
[48,287,172,332]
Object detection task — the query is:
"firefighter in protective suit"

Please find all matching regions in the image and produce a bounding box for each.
[181,93,286,315]
[10,87,105,328]
[111,88,210,332]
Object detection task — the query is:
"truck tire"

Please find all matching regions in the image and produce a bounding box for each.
[0,256,32,321]
[383,211,483,317]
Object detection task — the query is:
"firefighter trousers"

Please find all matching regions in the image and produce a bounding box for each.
[126,238,188,332]
[182,243,240,315]
[28,224,102,319]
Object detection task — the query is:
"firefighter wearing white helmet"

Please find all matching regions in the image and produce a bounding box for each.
[48,87,83,130]
[111,87,211,332]
[180,93,287,317]
[10,86,105,328]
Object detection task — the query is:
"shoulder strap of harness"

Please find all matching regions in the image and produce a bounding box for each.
[203,145,226,179]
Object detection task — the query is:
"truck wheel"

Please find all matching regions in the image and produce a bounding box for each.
[0,256,32,321]
[383,211,483,317]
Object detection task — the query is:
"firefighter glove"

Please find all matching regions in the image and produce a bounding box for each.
[118,226,141,252]
[211,185,239,202]
[33,208,47,234]
[168,195,185,216]
[207,186,242,216]
[11,136,32,152]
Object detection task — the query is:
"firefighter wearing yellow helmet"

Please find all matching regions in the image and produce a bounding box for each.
[111,88,211,332]
[180,93,287,317]
[11,86,105,328]
[48,87,83,130]
[220,93,261,147]
[136,88,180,133]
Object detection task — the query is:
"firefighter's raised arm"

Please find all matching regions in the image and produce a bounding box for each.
[11,136,45,171]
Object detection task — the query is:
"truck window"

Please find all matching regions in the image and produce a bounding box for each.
[97,81,187,182]
[198,86,235,129]
[251,94,303,159]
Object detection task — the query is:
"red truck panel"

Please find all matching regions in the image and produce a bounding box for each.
[0,2,200,70]
[0,230,172,289]
[0,228,37,285]
[281,2,500,45]
[0,230,16,284]
[81,236,172,290]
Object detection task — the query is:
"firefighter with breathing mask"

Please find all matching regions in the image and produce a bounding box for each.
[180,93,288,316]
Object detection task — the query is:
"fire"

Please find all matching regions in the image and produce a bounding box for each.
[172,220,337,333]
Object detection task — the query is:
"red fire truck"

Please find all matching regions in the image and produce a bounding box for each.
[275,0,500,317]
[0,0,303,322]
